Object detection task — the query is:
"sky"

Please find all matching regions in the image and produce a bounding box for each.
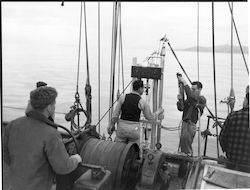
[2,1,248,51]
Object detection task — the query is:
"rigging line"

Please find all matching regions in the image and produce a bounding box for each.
[98,1,101,133]
[167,40,216,119]
[117,3,121,98]
[3,106,67,115]
[84,2,90,85]
[231,1,233,89]
[119,4,125,92]
[166,40,192,84]
[84,1,92,124]
[212,2,220,159]
[121,31,125,92]
[76,2,83,93]
[108,2,119,128]
[95,79,133,127]
[197,2,200,81]
[227,2,249,75]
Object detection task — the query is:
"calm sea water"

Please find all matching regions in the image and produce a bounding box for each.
[2,43,249,158]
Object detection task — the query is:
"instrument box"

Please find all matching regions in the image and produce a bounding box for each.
[73,169,112,190]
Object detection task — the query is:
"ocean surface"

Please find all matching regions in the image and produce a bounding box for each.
[2,43,249,158]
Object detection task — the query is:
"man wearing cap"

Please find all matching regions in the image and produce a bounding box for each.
[107,79,164,145]
[219,92,250,173]
[4,86,82,190]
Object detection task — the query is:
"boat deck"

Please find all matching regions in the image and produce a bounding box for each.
[3,161,185,190]
[168,176,184,189]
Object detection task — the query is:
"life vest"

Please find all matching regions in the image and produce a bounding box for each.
[120,93,141,122]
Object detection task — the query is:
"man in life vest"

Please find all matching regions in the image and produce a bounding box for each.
[176,74,206,156]
[107,79,164,145]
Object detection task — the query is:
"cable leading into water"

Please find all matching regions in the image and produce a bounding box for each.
[212,2,220,159]
[227,2,248,75]
[76,2,83,93]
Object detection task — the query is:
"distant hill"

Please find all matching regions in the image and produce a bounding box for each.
[176,44,248,54]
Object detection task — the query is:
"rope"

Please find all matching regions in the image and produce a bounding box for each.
[83,2,92,124]
[227,2,249,75]
[108,2,120,129]
[71,2,84,129]
[3,106,67,115]
[98,2,101,133]
[120,17,125,92]
[161,125,181,131]
[76,2,83,93]
[197,2,200,81]
[167,40,216,120]
[117,3,121,99]
[95,79,133,127]
[231,1,233,89]
[84,2,90,85]
[166,40,192,84]
[212,2,220,159]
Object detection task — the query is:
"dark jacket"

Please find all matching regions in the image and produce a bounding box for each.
[219,107,250,166]
[3,111,79,190]
[177,85,206,124]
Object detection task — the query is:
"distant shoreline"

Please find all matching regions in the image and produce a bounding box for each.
[174,44,248,54]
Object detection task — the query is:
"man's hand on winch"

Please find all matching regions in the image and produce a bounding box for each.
[70,154,82,163]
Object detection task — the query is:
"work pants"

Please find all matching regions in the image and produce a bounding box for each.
[115,119,140,145]
[180,121,196,155]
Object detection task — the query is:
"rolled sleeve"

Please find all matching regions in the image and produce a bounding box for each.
[111,94,125,124]
[140,99,157,121]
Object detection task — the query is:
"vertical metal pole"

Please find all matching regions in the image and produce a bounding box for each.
[203,116,211,156]
[150,79,158,150]
[197,109,201,156]
[157,46,165,144]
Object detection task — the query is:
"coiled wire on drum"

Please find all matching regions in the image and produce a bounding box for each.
[78,138,139,190]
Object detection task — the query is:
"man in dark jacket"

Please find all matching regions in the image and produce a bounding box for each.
[219,92,250,173]
[4,86,82,190]
[25,81,54,122]
[177,75,206,156]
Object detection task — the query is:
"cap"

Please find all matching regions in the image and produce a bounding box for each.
[36,81,47,88]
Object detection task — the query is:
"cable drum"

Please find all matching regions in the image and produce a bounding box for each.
[79,138,139,190]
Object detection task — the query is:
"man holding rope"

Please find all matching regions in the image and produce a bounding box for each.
[176,74,206,156]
